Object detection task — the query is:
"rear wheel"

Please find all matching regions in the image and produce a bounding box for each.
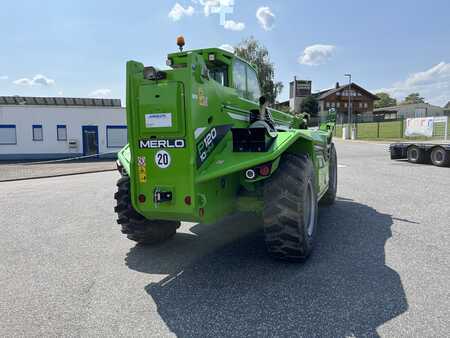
[430,147,450,167]
[320,143,337,205]
[263,153,318,262]
[114,176,179,244]
[407,145,427,164]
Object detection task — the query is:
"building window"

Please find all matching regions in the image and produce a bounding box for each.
[0,125,17,145]
[106,126,127,148]
[57,125,67,141]
[337,102,340,108]
[326,102,330,108]
[359,102,363,108]
[331,102,336,108]
[32,125,43,141]
[344,103,348,108]
[364,102,368,108]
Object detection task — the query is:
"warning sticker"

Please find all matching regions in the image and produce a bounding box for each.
[137,156,147,183]
[198,88,208,107]
[137,156,146,166]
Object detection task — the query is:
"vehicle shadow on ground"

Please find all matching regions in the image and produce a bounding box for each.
[125,199,408,337]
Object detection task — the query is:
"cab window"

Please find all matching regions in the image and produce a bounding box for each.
[246,66,261,102]
[232,59,247,98]
[209,65,228,86]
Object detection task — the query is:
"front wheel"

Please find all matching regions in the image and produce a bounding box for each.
[320,143,337,205]
[262,153,318,262]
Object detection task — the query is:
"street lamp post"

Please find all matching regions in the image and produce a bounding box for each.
[345,74,352,125]
[344,74,352,139]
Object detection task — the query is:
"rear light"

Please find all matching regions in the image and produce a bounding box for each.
[259,164,271,176]
[244,162,272,180]
[138,194,146,203]
[199,208,205,217]
[184,196,192,205]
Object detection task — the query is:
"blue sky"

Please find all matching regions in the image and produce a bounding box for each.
[1,0,449,106]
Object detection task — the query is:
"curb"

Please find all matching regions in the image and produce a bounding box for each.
[0,169,116,183]
[334,139,391,145]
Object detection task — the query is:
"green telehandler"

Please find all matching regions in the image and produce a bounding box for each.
[114,38,337,261]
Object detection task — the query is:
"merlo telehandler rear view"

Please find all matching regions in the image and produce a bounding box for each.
[114,39,337,261]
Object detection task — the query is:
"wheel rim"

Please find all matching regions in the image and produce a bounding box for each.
[434,150,443,162]
[410,149,418,160]
[304,181,316,237]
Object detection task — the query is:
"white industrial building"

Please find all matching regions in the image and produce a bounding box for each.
[0,96,127,160]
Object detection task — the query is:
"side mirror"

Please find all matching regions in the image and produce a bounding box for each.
[259,96,266,106]
[259,96,269,121]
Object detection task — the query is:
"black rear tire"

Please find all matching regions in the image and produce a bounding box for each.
[407,145,427,164]
[263,153,318,262]
[114,176,179,244]
[320,143,337,205]
[430,147,450,167]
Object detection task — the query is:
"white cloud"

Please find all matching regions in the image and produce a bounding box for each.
[90,88,112,98]
[219,44,235,53]
[256,7,275,31]
[299,44,336,66]
[404,62,450,87]
[168,3,195,21]
[374,62,450,106]
[200,0,233,16]
[0,75,8,80]
[223,20,245,31]
[13,74,55,86]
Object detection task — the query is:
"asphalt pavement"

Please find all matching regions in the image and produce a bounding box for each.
[0,140,449,337]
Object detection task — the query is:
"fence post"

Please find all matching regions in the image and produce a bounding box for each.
[377,122,380,138]
[400,118,404,138]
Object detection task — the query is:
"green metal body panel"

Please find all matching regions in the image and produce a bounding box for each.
[118,48,334,224]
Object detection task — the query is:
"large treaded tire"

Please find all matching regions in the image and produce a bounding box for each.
[114,176,179,244]
[320,143,337,206]
[430,147,450,167]
[263,153,318,262]
[407,145,428,164]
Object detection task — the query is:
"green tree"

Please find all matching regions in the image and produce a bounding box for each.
[235,37,283,105]
[300,95,319,117]
[402,93,425,105]
[374,92,397,108]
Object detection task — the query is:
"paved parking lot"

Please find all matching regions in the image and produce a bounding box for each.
[0,140,449,337]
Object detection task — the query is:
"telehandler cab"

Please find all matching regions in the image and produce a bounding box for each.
[114,38,337,261]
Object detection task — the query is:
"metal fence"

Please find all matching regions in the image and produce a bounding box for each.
[333,117,450,140]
